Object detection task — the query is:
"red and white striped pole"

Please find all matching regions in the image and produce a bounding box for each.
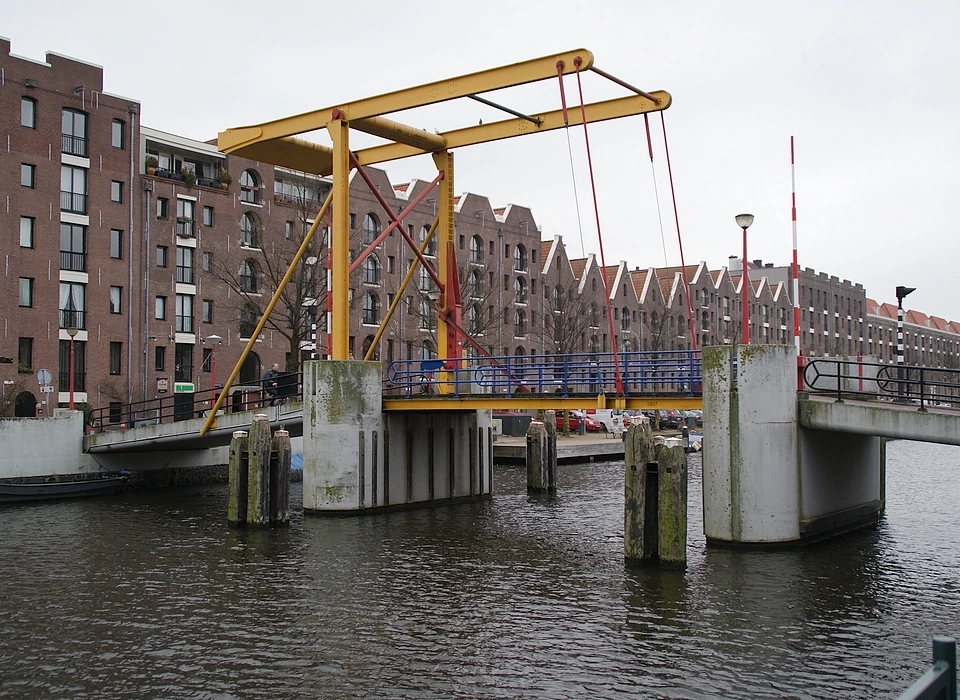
[791,136,804,389]
[326,207,333,360]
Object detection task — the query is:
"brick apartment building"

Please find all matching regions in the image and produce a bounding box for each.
[2,38,959,417]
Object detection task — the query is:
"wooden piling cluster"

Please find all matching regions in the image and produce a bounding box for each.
[227,414,291,527]
[526,411,557,492]
[624,423,688,566]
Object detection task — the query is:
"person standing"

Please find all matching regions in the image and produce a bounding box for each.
[263,363,280,406]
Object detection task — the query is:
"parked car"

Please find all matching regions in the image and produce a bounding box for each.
[570,410,604,432]
[554,412,580,432]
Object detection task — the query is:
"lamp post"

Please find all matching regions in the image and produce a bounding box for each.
[66,325,79,410]
[896,285,915,400]
[735,213,755,345]
[205,335,222,393]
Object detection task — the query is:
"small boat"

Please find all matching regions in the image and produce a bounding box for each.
[0,475,127,504]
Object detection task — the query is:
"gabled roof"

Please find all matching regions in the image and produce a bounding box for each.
[877,302,899,320]
[602,264,619,293]
[906,310,930,327]
[569,257,587,280]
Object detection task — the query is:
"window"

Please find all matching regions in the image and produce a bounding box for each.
[239,305,257,338]
[156,245,168,268]
[59,223,86,272]
[285,221,294,239]
[202,251,213,272]
[176,294,193,333]
[362,293,380,324]
[362,214,381,245]
[420,225,437,256]
[514,277,527,304]
[202,206,214,227]
[202,299,213,324]
[202,347,213,374]
[240,212,259,247]
[155,296,167,320]
[20,217,35,248]
[362,256,380,284]
[61,109,88,157]
[58,339,86,393]
[239,259,258,293]
[239,169,261,204]
[349,213,357,229]
[109,286,122,314]
[174,344,193,382]
[470,235,484,263]
[111,119,125,149]
[157,197,169,220]
[155,346,166,371]
[514,309,526,337]
[387,256,395,274]
[176,246,194,284]
[109,342,122,375]
[18,337,33,373]
[21,97,36,128]
[21,163,36,188]
[177,199,194,237]
[110,180,123,203]
[59,282,85,329]
[19,278,34,307]
[109,229,123,259]
[60,165,87,213]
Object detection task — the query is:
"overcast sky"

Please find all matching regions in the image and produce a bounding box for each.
[5,0,958,318]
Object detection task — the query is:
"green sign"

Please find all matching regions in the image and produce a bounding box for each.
[174,382,195,393]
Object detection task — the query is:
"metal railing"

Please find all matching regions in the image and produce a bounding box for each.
[58,370,86,393]
[61,134,88,157]
[385,349,701,398]
[898,637,956,700]
[89,372,304,433]
[804,358,960,410]
[59,310,86,330]
[59,250,86,272]
[60,191,87,214]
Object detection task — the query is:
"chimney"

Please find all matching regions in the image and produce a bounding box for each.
[752,259,763,268]
[728,256,741,273]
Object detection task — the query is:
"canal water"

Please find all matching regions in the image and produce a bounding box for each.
[1,441,958,699]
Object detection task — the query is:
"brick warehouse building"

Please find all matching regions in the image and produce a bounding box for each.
[3,38,960,417]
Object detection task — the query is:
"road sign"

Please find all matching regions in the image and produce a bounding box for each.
[37,369,52,385]
[40,385,55,393]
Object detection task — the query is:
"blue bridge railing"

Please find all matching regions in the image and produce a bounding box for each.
[898,636,956,700]
[385,349,702,397]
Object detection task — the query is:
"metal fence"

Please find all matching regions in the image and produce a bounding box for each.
[898,637,956,700]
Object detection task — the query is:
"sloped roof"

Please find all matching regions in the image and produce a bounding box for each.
[569,257,587,279]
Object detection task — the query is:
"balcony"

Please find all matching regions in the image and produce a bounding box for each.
[58,369,86,393]
[176,218,194,237]
[60,250,87,272]
[60,191,88,215]
[61,134,88,158]
[176,265,194,285]
[59,309,86,330]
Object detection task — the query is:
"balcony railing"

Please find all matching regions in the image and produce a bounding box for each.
[61,134,88,157]
[58,370,86,393]
[59,309,86,330]
[176,218,194,237]
[176,265,194,285]
[59,250,86,272]
[60,191,88,214]
[176,315,193,333]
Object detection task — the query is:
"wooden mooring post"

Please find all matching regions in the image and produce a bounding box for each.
[526,411,557,492]
[227,414,291,527]
[624,423,688,567]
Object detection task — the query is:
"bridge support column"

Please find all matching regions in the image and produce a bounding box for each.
[702,344,884,546]
[302,360,493,513]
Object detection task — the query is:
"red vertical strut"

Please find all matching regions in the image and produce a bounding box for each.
[660,112,697,352]
[573,56,624,396]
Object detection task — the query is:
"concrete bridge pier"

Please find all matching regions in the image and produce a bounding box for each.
[302,360,493,514]
[702,344,884,547]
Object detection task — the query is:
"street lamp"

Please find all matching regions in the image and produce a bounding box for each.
[895,285,915,399]
[66,325,79,410]
[735,213,755,345]
[204,335,222,393]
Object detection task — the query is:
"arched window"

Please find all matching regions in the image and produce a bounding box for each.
[240,212,260,248]
[621,307,630,330]
[554,286,565,308]
[362,293,380,325]
[590,303,600,328]
[361,335,379,361]
[514,277,527,304]
[419,340,435,360]
[419,225,437,256]
[514,309,526,337]
[470,235,484,264]
[362,256,380,285]
[239,259,258,293]
[514,244,527,271]
[240,169,261,204]
[362,213,380,245]
[515,346,526,360]
[591,278,597,292]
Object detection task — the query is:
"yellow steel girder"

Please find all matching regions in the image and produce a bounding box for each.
[218,49,597,154]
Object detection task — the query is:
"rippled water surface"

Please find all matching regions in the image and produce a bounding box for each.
[1,441,959,698]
